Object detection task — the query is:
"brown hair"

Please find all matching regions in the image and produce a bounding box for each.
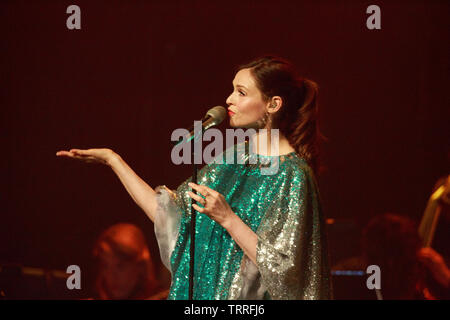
[236,55,325,175]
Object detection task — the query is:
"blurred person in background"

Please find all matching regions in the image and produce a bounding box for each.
[334,212,448,299]
[90,223,168,300]
[362,213,425,299]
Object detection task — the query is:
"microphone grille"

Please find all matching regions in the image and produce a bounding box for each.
[206,106,227,124]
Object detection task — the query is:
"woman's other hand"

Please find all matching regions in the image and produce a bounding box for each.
[187,182,235,227]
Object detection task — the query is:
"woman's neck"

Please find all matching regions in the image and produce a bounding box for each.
[250,130,295,156]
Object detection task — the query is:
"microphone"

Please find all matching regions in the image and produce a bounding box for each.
[173,106,227,145]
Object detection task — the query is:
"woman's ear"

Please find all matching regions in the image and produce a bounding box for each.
[267,96,283,114]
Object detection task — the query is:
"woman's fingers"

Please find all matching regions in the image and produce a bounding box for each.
[192,203,206,213]
[56,149,98,163]
[188,182,217,197]
[188,191,206,205]
[56,149,86,156]
[188,182,207,196]
[56,150,82,158]
[70,149,91,155]
[56,150,72,157]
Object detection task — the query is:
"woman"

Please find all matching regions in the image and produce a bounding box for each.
[57,55,331,300]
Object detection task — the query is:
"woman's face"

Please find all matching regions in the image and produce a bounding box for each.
[226,68,269,128]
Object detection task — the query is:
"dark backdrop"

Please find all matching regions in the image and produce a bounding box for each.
[1,0,449,297]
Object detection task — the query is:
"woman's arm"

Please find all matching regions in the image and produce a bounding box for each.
[222,213,258,265]
[56,148,158,223]
[108,154,157,223]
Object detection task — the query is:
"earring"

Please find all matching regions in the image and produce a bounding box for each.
[257,110,271,129]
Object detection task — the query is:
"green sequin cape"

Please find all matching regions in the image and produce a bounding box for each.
[154,142,331,300]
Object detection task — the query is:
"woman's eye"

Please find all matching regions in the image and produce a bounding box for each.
[238,90,245,96]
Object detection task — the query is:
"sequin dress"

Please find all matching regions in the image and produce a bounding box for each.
[154,141,331,300]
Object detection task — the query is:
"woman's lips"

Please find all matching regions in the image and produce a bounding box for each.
[228,111,235,117]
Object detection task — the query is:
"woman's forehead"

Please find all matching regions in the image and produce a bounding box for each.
[233,68,255,88]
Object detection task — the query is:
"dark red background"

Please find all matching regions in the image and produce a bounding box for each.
[1,0,449,297]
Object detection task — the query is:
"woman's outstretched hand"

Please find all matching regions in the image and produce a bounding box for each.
[56,148,117,166]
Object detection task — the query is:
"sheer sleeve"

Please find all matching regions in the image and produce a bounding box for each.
[153,162,219,273]
[153,185,184,272]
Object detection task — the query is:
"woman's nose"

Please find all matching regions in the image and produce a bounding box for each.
[226,93,233,106]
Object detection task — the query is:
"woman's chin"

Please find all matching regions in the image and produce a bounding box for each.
[229,119,259,129]
[229,119,238,128]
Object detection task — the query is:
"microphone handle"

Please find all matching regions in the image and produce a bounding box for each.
[173,116,216,145]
